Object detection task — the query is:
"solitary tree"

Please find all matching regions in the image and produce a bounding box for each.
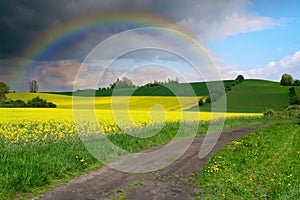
[235,75,245,83]
[280,73,293,86]
[0,81,10,103]
[29,80,38,93]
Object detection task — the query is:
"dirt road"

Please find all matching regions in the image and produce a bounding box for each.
[34,124,270,200]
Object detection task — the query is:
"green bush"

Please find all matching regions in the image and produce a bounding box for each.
[264,105,300,118]
[225,85,232,92]
[284,105,300,117]
[280,73,293,86]
[263,108,277,117]
[205,88,225,104]
[0,97,56,108]
[289,87,296,96]
[0,99,27,108]
[27,97,56,108]
[290,96,300,105]
[205,96,211,103]
[293,79,300,86]
[198,99,204,106]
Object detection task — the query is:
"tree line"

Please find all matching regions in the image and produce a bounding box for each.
[98,77,180,91]
[199,74,244,106]
[280,73,300,105]
[1,97,56,108]
[0,81,56,108]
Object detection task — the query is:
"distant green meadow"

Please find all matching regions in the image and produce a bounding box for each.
[51,79,299,113]
[192,79,300,113]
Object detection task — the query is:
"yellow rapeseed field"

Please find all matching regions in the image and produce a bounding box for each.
[1,93,262,143]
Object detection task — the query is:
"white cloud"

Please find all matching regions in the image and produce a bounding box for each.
[278,51,300,68]
[267,61,276,67]
[177,0,282,41]
[44,0,283,51]
[222,50,300,81]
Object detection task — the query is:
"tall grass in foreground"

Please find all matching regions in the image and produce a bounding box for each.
[194,123,300,199]
[0,138,99,199]
[0,117,292,199]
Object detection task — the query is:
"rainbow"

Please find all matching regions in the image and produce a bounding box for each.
[15,12,191,89]
[26,12,181,60]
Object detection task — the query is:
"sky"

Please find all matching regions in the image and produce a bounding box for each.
[0,0,300,91]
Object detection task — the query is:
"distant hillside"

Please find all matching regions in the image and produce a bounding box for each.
[50,80,234,97]
[199,79,300,113]
[7,93,202,111]
[9,79,298,113]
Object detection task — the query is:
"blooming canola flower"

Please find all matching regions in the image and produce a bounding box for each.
[0,107,262,143]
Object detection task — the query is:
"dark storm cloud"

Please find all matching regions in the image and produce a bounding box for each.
[0,0,277,59]
[0,0,233,59]
[0,1,59,58]
[0,0,139,59]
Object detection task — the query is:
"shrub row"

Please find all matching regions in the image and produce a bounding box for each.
[199,75,244,106]
[289,87,300,105]
[0,97,56,108]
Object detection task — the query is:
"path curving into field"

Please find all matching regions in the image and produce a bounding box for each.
[34,123,273,200]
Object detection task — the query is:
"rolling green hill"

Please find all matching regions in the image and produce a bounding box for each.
[6,93,203,110]
[199,79,300,113]
[51,80,234,97]
[9,79,299,113]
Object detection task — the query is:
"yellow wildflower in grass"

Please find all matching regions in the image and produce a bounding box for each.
[207,165,222,173]
[231,141,243,145]
[211,166,220,172]
[249,174,253,180]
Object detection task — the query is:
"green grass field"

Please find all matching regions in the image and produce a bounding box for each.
[224,79,297,112]
[195,123,300,199]
[198,79,300,113]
